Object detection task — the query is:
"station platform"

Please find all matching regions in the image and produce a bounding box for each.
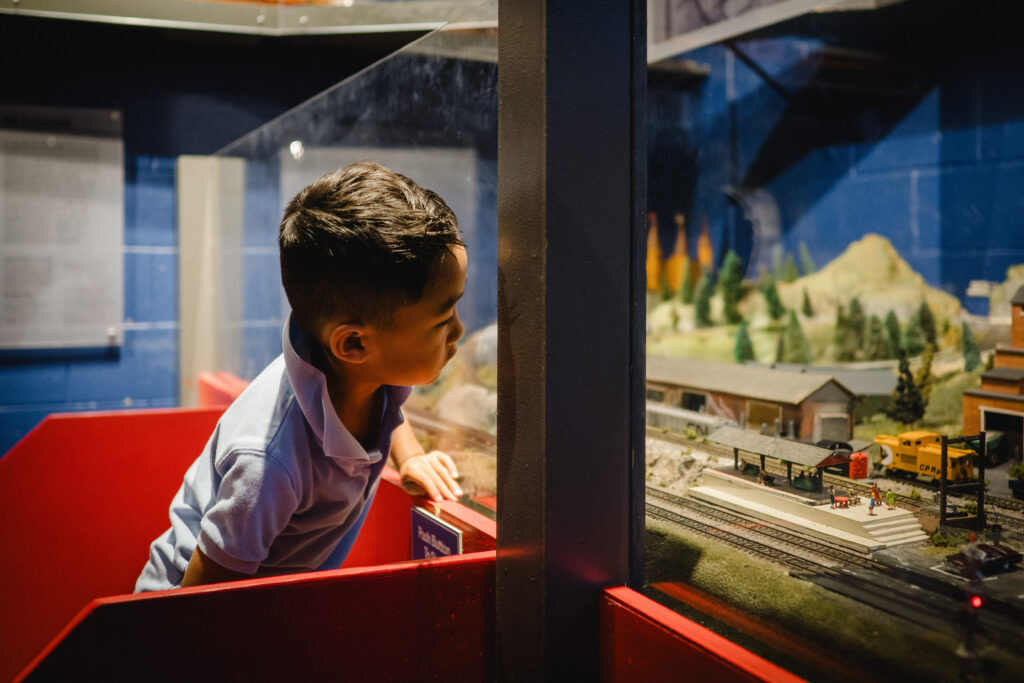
[689,469,928,554]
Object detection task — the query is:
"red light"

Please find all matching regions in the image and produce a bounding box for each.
[971,595,983,609]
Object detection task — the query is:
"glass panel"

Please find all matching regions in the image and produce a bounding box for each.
[645,0,1024,679]
[211,12,498,513]
[0,0,493,35]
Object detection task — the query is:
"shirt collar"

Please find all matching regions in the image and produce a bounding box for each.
[281,315,409,462]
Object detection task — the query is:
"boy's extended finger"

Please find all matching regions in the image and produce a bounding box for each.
[435,451,459,478]
[429,468,459,501]
[430,458,463,497]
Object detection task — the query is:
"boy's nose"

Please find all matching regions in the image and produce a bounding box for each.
[449,314,464,344]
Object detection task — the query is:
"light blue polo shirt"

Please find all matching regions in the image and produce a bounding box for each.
[135,316,410,592]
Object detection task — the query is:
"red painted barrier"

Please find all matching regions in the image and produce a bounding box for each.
[344,467,496,568]
[0,406,498,682]
[19,551,496,681]
[600,586,805,682]
[0,408,225,683]
[197,371,250,408]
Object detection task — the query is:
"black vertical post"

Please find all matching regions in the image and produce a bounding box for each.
[940,435,948,526]
[497,1,646,680]
[977,432,986,530]
[734,447,739,470]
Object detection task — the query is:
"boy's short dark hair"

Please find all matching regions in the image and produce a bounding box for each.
[280,161,463,334]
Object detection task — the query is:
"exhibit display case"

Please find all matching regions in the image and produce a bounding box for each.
[643,0,1024,679]
[183,8,499,507]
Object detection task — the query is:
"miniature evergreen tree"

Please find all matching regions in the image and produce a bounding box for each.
[903,310,926,356]
[884,310,902,357]
[847,297,866,349]
[833,304,847,350]
[864,315,888,360]
[915,343,935,405]
[918,301,938,347]
[761,276,785,321]
[798,242,816,277]
[962,322,981,372]
[782,310,812,364]
[734,321,755,363]
[680,263,695,304]
[984,350,995,372]
[801,288,814,318]
[659,264,672,301]
[775,329,785,363]
[694,271,714,328]
[782,253,799,283]
[771,244,785,281]
[886,351,925,426]
[718,250,745,324]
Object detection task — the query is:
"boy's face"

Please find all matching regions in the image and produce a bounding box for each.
[368,246,468,386]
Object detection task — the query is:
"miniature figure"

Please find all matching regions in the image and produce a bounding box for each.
[868,496,876,516]
[828,484,836,508]
[885,489,895,510]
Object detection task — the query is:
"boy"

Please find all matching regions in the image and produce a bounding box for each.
[136,161,467,591]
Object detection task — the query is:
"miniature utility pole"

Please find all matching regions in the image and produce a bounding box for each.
[940,433,987,529]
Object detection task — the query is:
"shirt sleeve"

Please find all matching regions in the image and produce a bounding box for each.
[196,450,299,575]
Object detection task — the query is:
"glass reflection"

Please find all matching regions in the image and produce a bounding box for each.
[212,17,498,513]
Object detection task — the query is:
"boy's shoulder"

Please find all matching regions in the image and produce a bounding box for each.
[213,355,306,462]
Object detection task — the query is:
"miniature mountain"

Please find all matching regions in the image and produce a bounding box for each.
[775,233,961,321]
[989,264,1024,319]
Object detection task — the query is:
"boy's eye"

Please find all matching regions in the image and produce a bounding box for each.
[438,313,455,328]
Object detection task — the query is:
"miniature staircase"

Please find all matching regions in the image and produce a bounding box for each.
[860,512,929,546]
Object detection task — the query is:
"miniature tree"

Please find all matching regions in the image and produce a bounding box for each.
[801,288,814,318]
[771,244,785,281]
[782,310,812,364]
[962,322,981,372]
[903,310,927,356]
[915,343,935,405]
[798,242,816,277]
[886,351,925,426]
[918,300,938,347]
[834,304,858,362]
[984,351,995,372]
[679,263,695,304]
[761,276,785,321]
[694,270,714,328]
[781,253,799,283]
[659,265,672,301]
[884,310,902,356]
[734,321,755,363]
[775,329,785,363]
[847,297,866,349]
[864,315,888,360]
[718,250,745,324]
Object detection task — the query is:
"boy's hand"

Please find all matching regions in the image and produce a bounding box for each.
[399,451,463,502]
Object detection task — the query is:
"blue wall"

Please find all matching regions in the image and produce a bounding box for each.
[0,15,410,455]
[648,0,1024,312]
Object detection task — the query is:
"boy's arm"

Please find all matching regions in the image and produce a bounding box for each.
[390,420,462,502]
[182,546,250,587]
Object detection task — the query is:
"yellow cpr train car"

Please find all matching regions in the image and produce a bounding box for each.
[873,430,974,481]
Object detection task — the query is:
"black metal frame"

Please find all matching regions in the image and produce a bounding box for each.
[496,0,646,678]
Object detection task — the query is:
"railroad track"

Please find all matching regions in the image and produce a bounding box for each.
[646,487,1024,646]
[647,486,882,572]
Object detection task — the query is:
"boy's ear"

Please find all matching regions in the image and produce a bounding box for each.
[326,323,368,363]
